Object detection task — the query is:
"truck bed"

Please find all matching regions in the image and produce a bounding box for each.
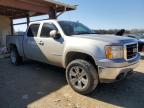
[6,35,24,57]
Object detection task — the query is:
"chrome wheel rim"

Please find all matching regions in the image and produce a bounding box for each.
[10,51,16,63]
[69,66,88,90]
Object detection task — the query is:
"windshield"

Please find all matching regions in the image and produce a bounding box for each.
[58,21,94,36]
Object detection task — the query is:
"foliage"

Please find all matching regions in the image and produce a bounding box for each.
[93,29,144,34]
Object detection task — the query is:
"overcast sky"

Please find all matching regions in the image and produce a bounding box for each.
[14,0,144,31]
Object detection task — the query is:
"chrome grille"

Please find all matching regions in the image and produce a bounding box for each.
[126,43,137,59]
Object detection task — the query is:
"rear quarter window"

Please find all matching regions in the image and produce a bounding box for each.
[27,24,40,37]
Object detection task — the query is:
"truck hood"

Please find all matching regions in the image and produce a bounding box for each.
[73,34,137,44]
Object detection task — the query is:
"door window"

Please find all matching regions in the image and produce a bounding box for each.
[40,23,57,38]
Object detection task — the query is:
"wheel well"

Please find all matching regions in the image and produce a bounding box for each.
[65,52,97,69]
[9,44,17,51]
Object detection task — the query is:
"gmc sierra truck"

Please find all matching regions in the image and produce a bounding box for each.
[6,20,140,94]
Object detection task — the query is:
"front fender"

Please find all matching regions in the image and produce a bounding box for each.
[62,48,97,68]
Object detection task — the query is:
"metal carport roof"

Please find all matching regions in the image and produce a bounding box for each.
[0,0,76,19]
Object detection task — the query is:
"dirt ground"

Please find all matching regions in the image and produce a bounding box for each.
[0,58,144,108]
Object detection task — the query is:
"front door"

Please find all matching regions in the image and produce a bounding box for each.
[37,23,64,66]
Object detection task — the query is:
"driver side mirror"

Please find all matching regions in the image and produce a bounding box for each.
[50,30,61,39]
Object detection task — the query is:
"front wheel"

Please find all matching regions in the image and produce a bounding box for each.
[66,59,99,94]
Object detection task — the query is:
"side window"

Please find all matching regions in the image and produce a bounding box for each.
[27,24,40,37]
[40,23,57,37]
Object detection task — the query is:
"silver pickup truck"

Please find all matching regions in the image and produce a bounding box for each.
[6,20,140,94]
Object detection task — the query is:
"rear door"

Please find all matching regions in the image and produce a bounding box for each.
[23,23,46,61]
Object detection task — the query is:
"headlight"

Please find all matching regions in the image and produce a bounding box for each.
[105,45,124,59]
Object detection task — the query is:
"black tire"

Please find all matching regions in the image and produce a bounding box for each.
[66,59,99,94]
[10,48,22,65]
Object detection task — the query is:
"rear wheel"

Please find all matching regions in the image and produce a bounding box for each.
[66,59,99,94]
[10,48,22,65]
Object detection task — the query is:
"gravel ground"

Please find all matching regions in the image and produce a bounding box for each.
[0,58,144,108]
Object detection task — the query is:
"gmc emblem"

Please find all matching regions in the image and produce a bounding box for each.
[133,48,137,53]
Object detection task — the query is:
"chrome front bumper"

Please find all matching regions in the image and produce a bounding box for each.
[98,61,139,83]
[96,52,141,83]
